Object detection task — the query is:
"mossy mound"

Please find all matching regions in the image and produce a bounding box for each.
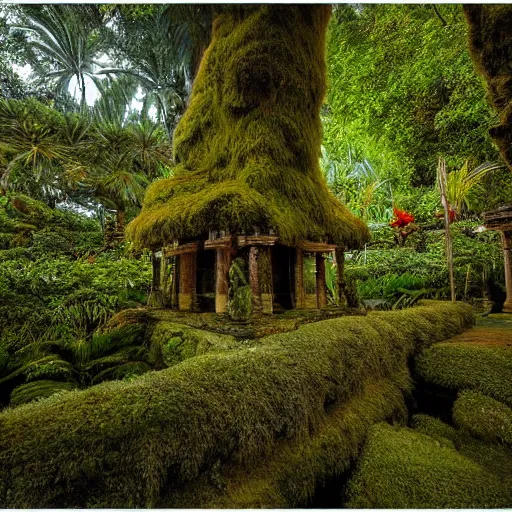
[453,390,512,445]
[0,301,472,507]
[464,5,512,171]
[415,338,512,407]
[345,422,512,508]
[149,321,238,367]
[127,6,369,250]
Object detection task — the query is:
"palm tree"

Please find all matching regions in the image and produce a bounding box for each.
[12,5,104,108]
[0,98,68,204]
[97,8,192,139]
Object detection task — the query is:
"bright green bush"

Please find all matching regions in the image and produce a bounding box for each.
[0,302,472,507]
[345,422,512,508]
[453,390,512,445]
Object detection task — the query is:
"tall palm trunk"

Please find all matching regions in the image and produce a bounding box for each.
[116,207,126,233]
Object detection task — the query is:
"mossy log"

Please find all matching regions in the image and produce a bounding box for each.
[127,6,369,250]
[464,5,512,170]
[0,302,473,508]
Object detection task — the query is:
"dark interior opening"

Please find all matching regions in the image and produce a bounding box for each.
[272,245,294,311]
[196,250,215,312]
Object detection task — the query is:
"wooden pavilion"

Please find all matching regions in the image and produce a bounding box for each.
[127,6,370,314]
[483,206,512,313]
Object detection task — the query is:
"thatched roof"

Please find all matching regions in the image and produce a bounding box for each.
[127,5,369,251]
[464,5,512,171]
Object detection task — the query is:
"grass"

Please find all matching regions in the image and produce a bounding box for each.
[0,301,473,507]
[345,422,512,508]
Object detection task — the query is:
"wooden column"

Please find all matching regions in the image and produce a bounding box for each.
[215,248,230,313]
[501,230,512,313]
[260,246,274,314]
[294,248,305,309]
[170,256,179,309]
[335,247,346,307]
[316,253,327,308]
[178,252,197,311]
[249,246,262,314]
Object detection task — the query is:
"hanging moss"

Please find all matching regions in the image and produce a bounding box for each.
[127,6,369,250]
[464,6,512,170]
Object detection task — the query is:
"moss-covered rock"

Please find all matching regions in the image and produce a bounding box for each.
[415,339,512,407]
[412,413,512,485]
[0,301,473,507]
[453,390,512,445]
[345,422,512,508]
[163,378,408,508]
[149,321,238,367]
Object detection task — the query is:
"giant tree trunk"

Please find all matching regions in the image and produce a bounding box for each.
[127,6,368,254]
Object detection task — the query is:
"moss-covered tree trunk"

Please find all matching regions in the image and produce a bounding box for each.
[127,5,368,252]
[464,6,512,171]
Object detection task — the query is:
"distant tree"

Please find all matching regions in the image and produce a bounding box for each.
[12,5,105,108]
[325,5,499,187]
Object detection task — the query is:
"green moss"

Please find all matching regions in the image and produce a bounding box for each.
[164,378,408,508]
[127,6,369,250]
[149,321,238,367]
[345,422,512,508]
[453,390,512,445]
[412,414,512,479]
[415,340,512,407]
[464,6,512,171]
[0,302,472,507]
[410,413,458,448]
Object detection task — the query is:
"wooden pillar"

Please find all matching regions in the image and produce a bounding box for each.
[335,247,347,307]
[249,246,262,314]
[260,246,274,314]
[501,231,512,313]
[178,251,197,311]
[294,248,305,309]
[171,255,179,309]
[215,248,230,313]
[316,253,327,308]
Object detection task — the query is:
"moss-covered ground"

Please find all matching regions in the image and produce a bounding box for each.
[0,301,472,507]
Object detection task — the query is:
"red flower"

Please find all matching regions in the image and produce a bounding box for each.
[390,207,414,228]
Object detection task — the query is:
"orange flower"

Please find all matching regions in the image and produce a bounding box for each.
[390,207,414,228]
